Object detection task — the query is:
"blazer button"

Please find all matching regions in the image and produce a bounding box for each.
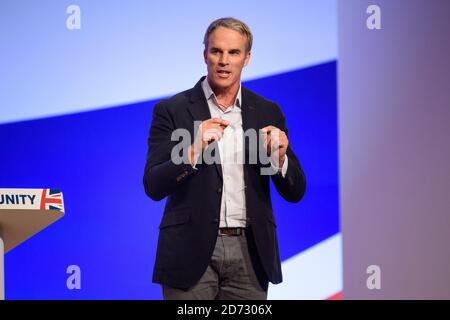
[214,218,219,222]
[217,187,222,193]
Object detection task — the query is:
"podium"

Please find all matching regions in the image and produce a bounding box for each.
[0,188,65,300]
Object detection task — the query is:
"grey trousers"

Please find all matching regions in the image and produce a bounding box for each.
[162,228,268,300]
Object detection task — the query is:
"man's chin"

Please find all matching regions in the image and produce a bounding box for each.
[209,78,235,91]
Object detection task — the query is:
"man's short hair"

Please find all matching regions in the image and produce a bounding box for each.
[203,17,253,53]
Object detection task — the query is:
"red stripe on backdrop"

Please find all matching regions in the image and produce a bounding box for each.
[326,292,343,300]
[40,189,46,210]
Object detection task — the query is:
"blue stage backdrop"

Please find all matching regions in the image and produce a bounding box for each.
[0,1,340,299]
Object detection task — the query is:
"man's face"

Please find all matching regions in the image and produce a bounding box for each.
[204,26,251,92]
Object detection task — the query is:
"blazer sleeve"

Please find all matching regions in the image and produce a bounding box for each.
[143,101,198,201]
[270,104,307,203]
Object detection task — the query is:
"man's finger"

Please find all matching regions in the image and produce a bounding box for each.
[204,129,223,142]
[261,125,278,133]
[211,118,230,126]
[214,122,229,130]
[205,127,222,136]
[266,134,271,153]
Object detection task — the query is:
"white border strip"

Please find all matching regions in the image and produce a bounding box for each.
[268,233,342,300]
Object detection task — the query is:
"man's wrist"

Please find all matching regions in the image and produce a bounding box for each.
[279,155,286,168]
[188,144,200,167]
[280,155,288,177]
[270,154,288,177]
[188,142,203,168]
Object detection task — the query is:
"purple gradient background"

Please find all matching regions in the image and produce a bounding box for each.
[339,0,450,299]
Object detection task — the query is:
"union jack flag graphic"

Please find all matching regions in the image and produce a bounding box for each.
[40,188,64,211]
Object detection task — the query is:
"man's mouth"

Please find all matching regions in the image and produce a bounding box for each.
[217,70,231,78]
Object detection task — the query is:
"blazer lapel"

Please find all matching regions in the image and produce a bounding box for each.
[241,87,260,165]
[241,88,258,133]
[187,77,212,122]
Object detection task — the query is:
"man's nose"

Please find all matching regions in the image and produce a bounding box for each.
[219,53,229,65]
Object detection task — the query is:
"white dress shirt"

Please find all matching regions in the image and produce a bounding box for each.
[201,78,288,227]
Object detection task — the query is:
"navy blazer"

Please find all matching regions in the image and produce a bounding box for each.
[143,77,306,289]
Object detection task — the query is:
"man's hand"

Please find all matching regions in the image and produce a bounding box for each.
[188,118,229,166]
[261,125,288,168]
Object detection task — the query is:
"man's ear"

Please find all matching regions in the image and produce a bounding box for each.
[243,51,251,67]
[203,49,207,64]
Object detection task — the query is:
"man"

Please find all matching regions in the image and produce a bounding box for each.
[143,17,306,300]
